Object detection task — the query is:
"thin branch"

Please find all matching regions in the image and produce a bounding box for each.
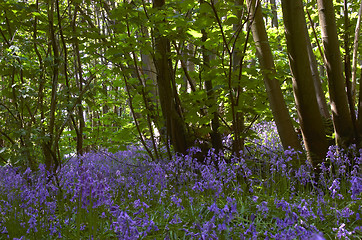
[172,41,196,92]
[208,1,231,55]
[0,130,16,145]
[306,7,326,67]
[123,74,156,162]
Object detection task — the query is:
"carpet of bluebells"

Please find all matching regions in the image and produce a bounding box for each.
[0,122,362,239]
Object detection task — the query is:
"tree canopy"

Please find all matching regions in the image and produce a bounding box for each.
[1,0,362,171]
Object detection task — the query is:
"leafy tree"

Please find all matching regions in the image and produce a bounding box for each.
[1,0,362,173]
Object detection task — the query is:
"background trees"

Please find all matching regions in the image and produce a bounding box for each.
[1,0,362,171]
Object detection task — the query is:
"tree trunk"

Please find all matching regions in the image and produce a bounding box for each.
[305,28,330,119]
[44,0,60,172]
[182,43,197,93]
[232,0,245,153]
[153,0,188,154]
[317,0,355,148]
[72,4,86,156]
[281,0,328,167]
[269,0,278,28]
[352,0,362,105]
[200,0,223,153]
[246,0,302,153]
[358,69,362,141]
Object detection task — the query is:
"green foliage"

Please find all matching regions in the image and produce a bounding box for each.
[1,0,361,167]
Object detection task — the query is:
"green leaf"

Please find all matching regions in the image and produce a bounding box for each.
[199,2,211,14]
[224,15,239,26]
[187,29,202,38]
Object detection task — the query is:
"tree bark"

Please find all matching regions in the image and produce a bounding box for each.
[246,0,302,153]
[200,0,223,153]
[269,0,278,28]
[281,0,328,167]
[305,28,330,119]
[44,0,60,172]
[153,0,188,154]
[72,4,86,156]
[317,0,355,148]
[232,0,245,153]
[352,0,362,105]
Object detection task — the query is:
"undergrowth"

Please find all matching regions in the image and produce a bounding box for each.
[0,122,361,239]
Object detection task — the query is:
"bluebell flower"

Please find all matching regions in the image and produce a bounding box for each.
[333,223,353,238]
[329,179,340,199]
[169,214,182,224]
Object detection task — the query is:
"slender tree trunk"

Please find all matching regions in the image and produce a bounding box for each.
[343,0,351,90]
[281,0,328,167]
[72,4,86,156]
[200,0,223,153]
[269,0,278,28]
[201,45,223,153]
[247,0,302,153]
[306,29,330,119]
[343,0,358,144]
[153,0,188,154]
[352,1,362,113]
[358,69,362,140]
[182,43,197,93]
[140,26,160,132]
[317,0,355,148]
[232,0,245,152]
[44,0,60,172]
[305,7,329,118]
